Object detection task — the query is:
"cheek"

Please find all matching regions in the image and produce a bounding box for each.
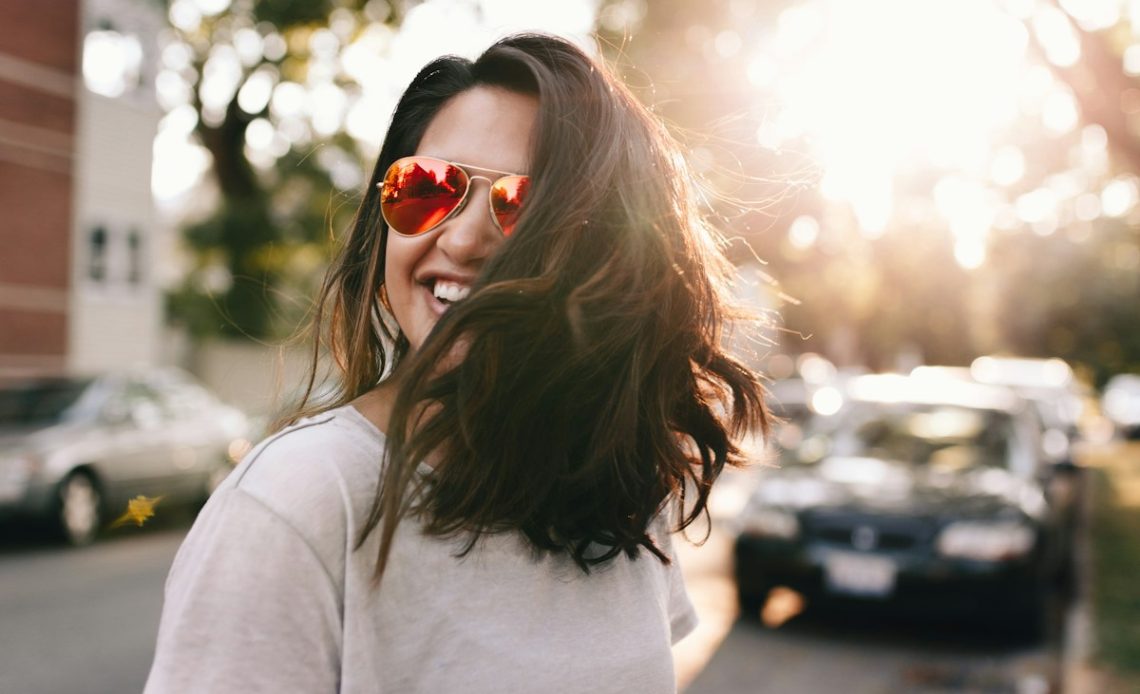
[383,235,429,316]
[384,237,413,290]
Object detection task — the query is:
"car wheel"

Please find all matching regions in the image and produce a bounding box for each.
[57,472,102,546]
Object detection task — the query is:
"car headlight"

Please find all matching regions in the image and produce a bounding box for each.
[936,521,1036,561]
[738,506,800,540]
[0,453,41,501]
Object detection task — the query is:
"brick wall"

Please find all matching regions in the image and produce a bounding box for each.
[0,0,80,375]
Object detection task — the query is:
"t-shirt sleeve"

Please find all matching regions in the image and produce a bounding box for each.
[144,488,342,694]
[657,513,699,645]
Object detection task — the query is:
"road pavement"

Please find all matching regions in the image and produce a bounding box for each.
[0,504,1063,694]
[0,522,186,694]
[674,522,1062,693]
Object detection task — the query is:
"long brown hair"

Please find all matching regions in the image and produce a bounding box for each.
[293,34,768,582]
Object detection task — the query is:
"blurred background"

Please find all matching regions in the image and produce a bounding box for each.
[1,0,1139,692]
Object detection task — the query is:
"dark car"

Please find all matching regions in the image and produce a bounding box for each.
[967,356,1090,462]
[733,374,1070,635]
[0,369,250,545]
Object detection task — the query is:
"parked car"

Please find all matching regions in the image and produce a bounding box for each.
[1103,373,1140,440]
[913,358,1089,464]
[0,369,250,545]
[734,374,1071,635]
[969,356,1089,461]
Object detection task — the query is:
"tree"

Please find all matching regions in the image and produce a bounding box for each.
[597,0,1140,383]
[161,0,408,339]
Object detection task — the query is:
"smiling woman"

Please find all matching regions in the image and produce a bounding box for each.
[145,33,767,694]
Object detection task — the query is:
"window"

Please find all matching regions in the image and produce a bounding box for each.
[127,229,143,284]
[89,226,108,282]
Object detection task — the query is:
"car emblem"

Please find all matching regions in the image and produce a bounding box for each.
[852,525,878,551]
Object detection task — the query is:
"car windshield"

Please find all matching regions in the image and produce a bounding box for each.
[800,402,1015,471]
[0,378,95,427]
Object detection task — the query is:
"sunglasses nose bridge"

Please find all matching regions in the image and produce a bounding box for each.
[461,175,502,225]
[438,174,499,235]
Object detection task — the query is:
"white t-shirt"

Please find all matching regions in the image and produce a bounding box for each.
[145,405,698,694]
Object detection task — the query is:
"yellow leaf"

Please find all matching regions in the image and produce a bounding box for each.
[109,495,165,529]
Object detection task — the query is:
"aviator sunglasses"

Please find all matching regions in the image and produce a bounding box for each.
[378,156,531,237]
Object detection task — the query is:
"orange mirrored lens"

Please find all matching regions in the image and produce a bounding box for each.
[490,176,530,236]
[380,158,467,235]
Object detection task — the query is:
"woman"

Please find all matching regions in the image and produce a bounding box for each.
[146,33,767,693]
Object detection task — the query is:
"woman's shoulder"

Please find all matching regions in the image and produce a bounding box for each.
[215,405,386,538]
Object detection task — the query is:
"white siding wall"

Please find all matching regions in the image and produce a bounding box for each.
[68,91,163,372]
[191,340,319,417]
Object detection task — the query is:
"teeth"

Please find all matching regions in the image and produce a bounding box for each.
[432,280,471,303]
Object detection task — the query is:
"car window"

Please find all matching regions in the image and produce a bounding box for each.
[0,379,94,426]
[102,380,166,428]
[154,379,217,419]
[796,403,1015,471]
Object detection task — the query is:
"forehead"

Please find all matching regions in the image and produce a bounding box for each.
[415,86,539,175]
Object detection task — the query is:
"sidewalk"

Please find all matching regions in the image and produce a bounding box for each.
[1063,440,1140,693]
[1061,448,1096,694]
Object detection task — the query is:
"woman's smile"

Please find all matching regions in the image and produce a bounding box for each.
[419,274,475,316]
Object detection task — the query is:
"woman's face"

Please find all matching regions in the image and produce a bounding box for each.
[384,86,539,351]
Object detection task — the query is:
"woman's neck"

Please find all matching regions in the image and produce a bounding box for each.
[350,374,402,436]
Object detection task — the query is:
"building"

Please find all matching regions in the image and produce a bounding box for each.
[0,1,81,376]
[0,0,164,377]
[69,0,165,373]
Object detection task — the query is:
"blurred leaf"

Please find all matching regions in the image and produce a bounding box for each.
[108,495,165,529]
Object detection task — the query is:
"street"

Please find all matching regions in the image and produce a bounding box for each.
[0,522,186,694]
[1,508,1063,694]
[674,526,1061,693]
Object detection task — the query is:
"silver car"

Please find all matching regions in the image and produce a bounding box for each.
[0,369,250,545]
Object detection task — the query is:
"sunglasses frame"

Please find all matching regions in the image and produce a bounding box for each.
[377,156,530,237]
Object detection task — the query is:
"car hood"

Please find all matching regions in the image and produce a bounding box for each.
[0,422,85,455]
[753,455,1046,519]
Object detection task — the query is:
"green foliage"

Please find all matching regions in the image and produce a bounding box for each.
[1089,457,1140,682]
[164,1,392,340]
[769,221,976,370]
[990,224,1140,388]
[253,0,337,27]
[170,153,358,339]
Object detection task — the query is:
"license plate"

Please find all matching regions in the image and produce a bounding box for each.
[824,552,896,598]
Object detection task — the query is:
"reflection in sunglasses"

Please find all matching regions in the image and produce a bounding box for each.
[381,157,531,236]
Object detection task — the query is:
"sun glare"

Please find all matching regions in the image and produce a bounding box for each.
[756,0,1041,265]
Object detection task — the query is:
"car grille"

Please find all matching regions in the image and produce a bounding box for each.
[807,515,929,551]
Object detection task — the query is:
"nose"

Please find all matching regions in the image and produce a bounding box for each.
[435,178,504,265]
